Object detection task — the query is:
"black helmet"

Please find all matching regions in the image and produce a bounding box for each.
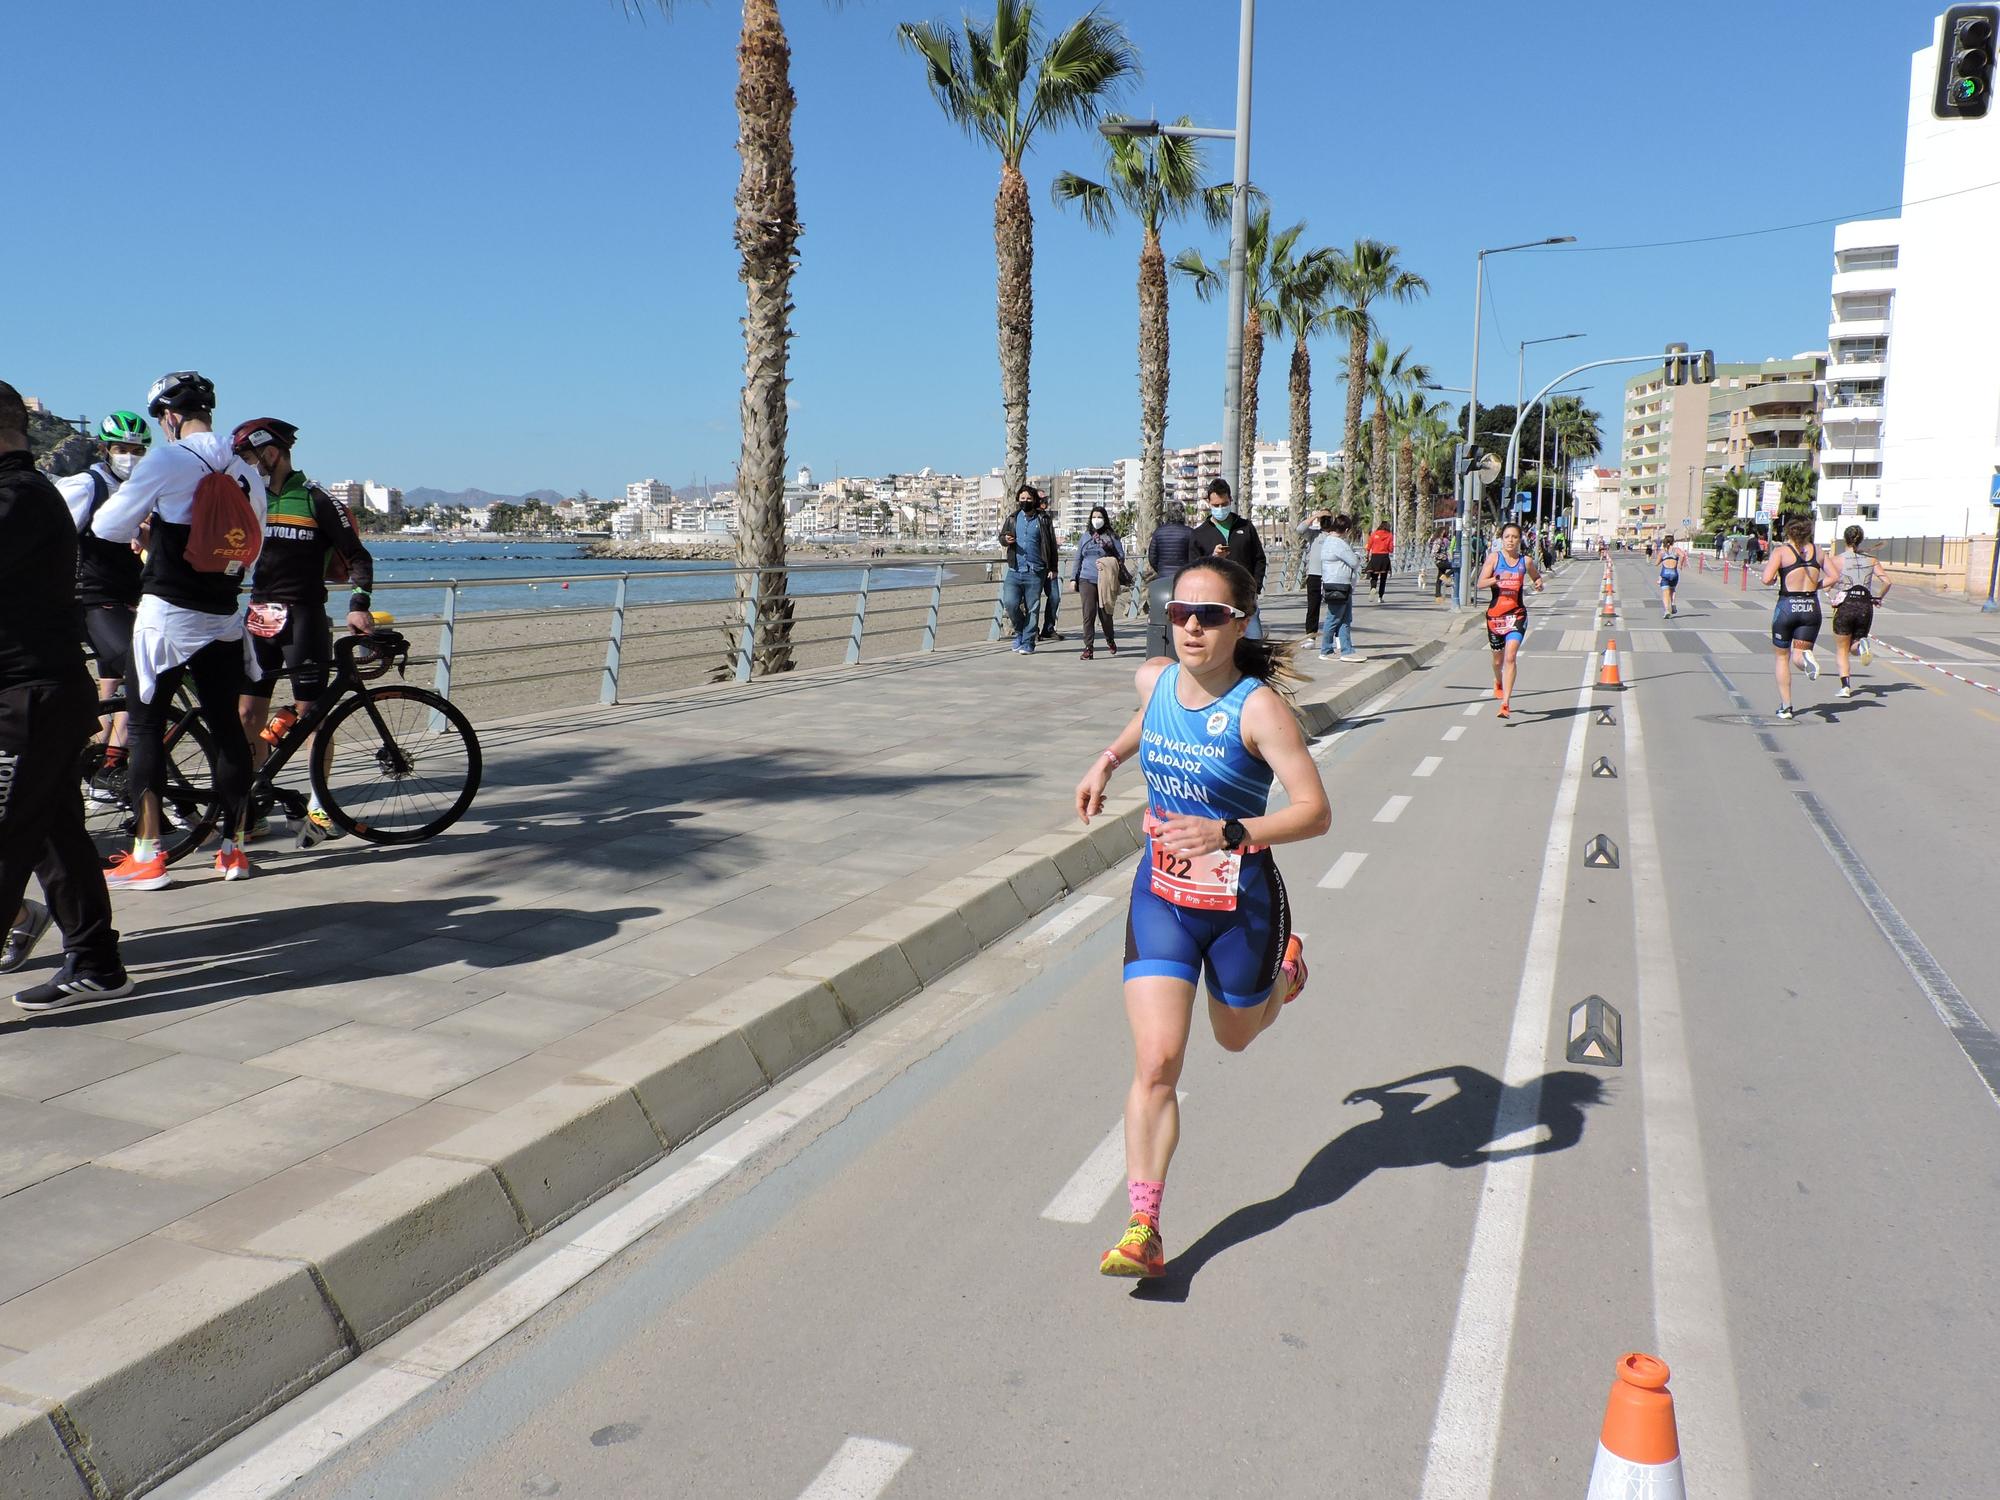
[145,370,217,419]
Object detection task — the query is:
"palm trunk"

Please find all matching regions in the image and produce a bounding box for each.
[1371,401,1390,536]
[1342,320,1367,511]
[1136,226,1168,556]
[1287,333,1310,545]
[730,0,799,678]
[1238,306,1264,508]
[996,161,1033,496]
[1398,432,1416,562]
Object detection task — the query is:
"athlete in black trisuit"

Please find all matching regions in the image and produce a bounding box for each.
[1762,517,1824,720]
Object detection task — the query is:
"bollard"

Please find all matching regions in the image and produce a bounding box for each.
[600,573,628,705]
[845,566,872,665]
[434,580,457,701]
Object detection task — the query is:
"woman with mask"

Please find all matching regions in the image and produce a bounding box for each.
[1072,506,1127,660]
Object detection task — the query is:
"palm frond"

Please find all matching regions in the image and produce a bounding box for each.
[1027,10,1141,142]
[1172,248,1224,299]
[1050,169,1118,232]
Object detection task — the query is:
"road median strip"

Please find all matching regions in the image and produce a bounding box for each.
[0,626,1462,1499]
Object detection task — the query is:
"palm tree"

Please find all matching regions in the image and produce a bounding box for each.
[899,2,1139,497]
[1548,395,1604,466]
[1174,209,1298,504]
[1395,391,1450,552]
[1409,408,1458,530]
[1365,340,1432,548]
[1266,236,1339,550]
[1052,120,1226,553]
[1329,240,1430,513]
[628,0,812,676]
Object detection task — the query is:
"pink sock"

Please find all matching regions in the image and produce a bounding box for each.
[1128,1180,1164,1220]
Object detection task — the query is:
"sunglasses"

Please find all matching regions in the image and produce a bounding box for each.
[1166,600,1245,629]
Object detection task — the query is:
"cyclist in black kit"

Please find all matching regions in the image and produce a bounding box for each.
[1762,517,1824,720]
[229,419,376,847]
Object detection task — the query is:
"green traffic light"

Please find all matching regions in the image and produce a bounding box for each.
[1956,76,1986,101]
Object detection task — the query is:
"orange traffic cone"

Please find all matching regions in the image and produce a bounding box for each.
[1599,639,1622,686]
[1586,1353,1684,1499]
[1601,593,1617,621]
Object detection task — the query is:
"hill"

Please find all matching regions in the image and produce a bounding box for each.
[404,486,567,509]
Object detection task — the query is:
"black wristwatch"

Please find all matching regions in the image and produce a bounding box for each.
[1221,818,1248,852]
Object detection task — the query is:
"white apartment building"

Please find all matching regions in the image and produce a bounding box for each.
[322,481,367,514]
[1571,467,1623,542]
[625,477,671,509]
[1054,466,1118,535]
[361,482,403,519]
[1823,12,2000,538]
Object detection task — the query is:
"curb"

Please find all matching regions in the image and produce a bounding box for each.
[0,627,1465,1498]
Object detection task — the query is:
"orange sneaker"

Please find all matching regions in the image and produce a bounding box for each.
[1100,1214,1165,1278]
[105,851,171,891]
[214,848,251,882]
[1276,934,1308,1005]
[1497,700,1510,719]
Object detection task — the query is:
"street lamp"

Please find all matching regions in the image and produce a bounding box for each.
[1098,1,1255,511]
[1515,333,1586,416]
[1458,236,1576,607]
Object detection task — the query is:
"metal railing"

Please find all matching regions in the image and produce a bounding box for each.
[1873,535,1967,570]
[370,559,992,706]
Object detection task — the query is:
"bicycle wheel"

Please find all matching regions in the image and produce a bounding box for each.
[309,685,481,844]
[82,715,222,867]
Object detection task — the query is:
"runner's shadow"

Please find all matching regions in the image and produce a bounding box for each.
[1134,1065,1608,1303]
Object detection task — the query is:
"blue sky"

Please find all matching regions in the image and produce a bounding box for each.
[12,0,1940,495]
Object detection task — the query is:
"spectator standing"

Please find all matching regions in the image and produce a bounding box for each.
[1316,514,1364,662]
[1072,505,1126,660]
[1190,479,1267,637]
[0,380,131,1009]
[1297,508,1332,636]
[997,485,1057,654]
[1144,503,1204,659]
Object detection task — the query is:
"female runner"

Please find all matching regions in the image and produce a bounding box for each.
[1657,538,1684,617]
[1073,557,1330,1278]
[1762,517,1825,719]
[1476,521,1544,719]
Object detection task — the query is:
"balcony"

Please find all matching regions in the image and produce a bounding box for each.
[1830,267,1897,296]
[1745,416,1812,437]
[1828,317,1891,342]
[1745,449,1811,472]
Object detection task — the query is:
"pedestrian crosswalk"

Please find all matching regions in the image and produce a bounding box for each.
[1536,626,2000,660]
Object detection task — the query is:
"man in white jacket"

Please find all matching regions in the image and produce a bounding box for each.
[90,371,266,889]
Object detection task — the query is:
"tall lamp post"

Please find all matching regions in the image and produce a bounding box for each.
[1099,0,1256,508]
[1457,237,1575,607]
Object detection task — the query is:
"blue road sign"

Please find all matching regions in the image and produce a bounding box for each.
[1990,471,2000,505]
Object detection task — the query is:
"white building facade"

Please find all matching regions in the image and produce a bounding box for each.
[1571,467,1623,542]
[1827,13,2000,539]
[625,478,671,509]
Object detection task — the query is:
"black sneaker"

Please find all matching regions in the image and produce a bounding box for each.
[1775,705,1795,721]
[0,901,53,973]
[12,960,134,1012]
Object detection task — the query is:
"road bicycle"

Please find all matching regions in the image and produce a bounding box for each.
[84,628,482,865]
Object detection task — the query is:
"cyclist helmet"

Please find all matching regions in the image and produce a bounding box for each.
[145,370,217,419]
[97,410,151,449]
[231,418,299,457]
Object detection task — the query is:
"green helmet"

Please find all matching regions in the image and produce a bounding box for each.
[97,410,151,449]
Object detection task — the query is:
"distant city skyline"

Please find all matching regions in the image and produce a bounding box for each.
[10,0,1940,497]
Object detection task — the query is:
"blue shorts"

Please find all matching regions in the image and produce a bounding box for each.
[1123,848,1292,1007]
[1659,570,1679,588]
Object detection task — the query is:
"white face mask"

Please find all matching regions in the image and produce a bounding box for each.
[108,452,140,480]
[1091,517,1107,531]
[1209,505,1233,521]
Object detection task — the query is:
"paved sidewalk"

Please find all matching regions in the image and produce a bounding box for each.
[0,585,1462,1495]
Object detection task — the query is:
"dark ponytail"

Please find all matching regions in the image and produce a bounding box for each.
[1175,556,1308,696]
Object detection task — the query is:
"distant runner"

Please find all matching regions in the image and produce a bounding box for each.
[1762,517,1824,720]
[1477,521,1543,719]
[1824,525,1885,698]
[1073,556,1329,1279]
[1657,537,1684,618]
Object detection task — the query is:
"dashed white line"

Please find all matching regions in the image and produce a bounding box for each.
[1413,756,1443,778]
[1442,725,1466,742]
[1373,795,1412,824]
[1418,649,1597,1500]
[1025,893,1113,945]
[1463,702,1483,718]
[1317,851,1368,890]
[797,1436,915,1500]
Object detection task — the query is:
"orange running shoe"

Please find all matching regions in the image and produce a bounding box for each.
[105,851,171,891]
[215,848,252,882]
[1100,1213,1165,1278]
[1277,934,1308,1005]
[1497,700,1511,719]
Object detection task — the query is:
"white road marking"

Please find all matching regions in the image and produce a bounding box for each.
[1359,690,1398,717]
[1310,727,1351,761]
[1418,650,1597,1500]
[1621,677,1754,1494]
[1317,851,1368,890]
[1413,756,1443,778]
[1025,892,1113,945]
[1442,725,1466,742]
[797,1437,915,1500]
[1373,795,1412,824]
[1698,629,1753,655]
[1463,702,1483,717]
[178,1050,886,1500]
[1041,1094,1187,1224]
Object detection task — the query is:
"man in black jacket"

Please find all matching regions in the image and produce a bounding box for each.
[0,381,131,1010]
[1190,479,1268,637]
[1143,502,1204,660]
[996,486,1058,653]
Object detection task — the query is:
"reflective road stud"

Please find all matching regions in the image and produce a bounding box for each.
[1567,995,1624,1067]
[1583,834,1620,869]
[1591,756,1618,778]
[1586,1353,1686,1500]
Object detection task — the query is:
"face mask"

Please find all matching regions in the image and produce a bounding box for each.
[1091,517,1107,532]
[1209,505,1233,521]
[108,452,139,481]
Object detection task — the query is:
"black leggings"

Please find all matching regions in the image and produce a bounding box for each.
[0,680,118,969]
[127,636,252,841]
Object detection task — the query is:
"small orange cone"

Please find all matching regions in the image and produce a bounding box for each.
[1599,639,1622,686]
[1586,1353,1684,1499]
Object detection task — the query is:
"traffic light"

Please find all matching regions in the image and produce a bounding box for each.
[1935,4,1997,119]
[1694,350,1714,384]
[1662,344,1714,386]
[1662,343,1688,387]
